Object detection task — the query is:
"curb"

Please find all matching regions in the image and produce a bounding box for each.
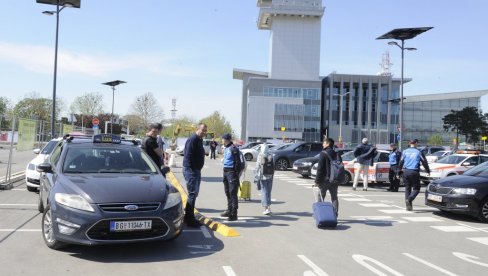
[166,171,240,237]
[0,172,25,190]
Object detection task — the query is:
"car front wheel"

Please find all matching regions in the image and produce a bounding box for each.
[275,158,289,170]
[479,198,488,223]
[244,153,253,161]
[42,206,66,250]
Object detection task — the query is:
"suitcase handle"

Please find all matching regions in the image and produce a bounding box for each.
[312,186,324,203]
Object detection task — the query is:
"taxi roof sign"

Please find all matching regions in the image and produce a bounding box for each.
[93,134,121,144]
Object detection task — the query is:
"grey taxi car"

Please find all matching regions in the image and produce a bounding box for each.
[37,134,184,249]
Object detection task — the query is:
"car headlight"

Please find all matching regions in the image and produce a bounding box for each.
[163,192,182,210]
[55,193,95,212]
[451,188,477,195]
[303,162,312,167]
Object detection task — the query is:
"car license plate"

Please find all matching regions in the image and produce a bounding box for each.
[293,166,298,170]
[110,220,152,232]
[427,194,442,203]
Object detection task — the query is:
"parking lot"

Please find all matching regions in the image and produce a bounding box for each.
[1,156,488,276]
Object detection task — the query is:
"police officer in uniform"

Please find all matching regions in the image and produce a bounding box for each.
[220,133,241,221]
[398,139,430,211]
[387,143,401,192]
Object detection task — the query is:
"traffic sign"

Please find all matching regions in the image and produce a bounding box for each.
[281,127,286,132]
[92,118,100,125]
[93,125,99,130]
[482,136,487,141]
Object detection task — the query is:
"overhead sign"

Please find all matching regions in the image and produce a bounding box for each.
[281,127,286,132]
[92,118,100,125]
[482,136,487,141]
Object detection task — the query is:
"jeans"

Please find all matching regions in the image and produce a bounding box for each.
[183,167,201,208]
[259,178,273,207]
[403,169,421,202]
[223,170,239,212]
[210,149,216,159]
[353,163,369,189]
[317,181,339,215]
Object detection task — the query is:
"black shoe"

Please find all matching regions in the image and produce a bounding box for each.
[227,215,238,221]
[220,210,230,218]
[406,199,413,211]
[363,188,368,191]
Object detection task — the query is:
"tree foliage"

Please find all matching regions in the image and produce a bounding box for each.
[428,134,443,146]
[130,92,164,130]
[13,92,63,121]
[0,97,10,115]
[200,111,233,139]
[443,107,488,145]
[70,92,104,116]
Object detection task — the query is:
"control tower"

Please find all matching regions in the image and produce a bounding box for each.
[257,0,325,81]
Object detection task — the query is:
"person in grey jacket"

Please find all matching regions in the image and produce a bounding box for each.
[352,138,377,191]
[256,144,275,215]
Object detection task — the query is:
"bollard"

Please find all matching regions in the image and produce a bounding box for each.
[169,153,176,168]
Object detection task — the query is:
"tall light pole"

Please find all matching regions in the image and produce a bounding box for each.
[335,91,350,147]
[37,0,80,139]
[102,80,126,134]
[377,27,433,150]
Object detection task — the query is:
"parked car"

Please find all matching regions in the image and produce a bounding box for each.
[272,142,323,170]
[202,139,222,156]
[239,141,273,150]
[425,161,488,222]
[37,134,184,249]
[25,138,63,192]
[426,150,451,163]
[293,148,352,178]
[420,153,488,182]
[418,146,445,156]
[270,143,293,152]
[241,144,276,161]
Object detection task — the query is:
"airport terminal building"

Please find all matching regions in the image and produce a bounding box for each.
[234,0,487,145]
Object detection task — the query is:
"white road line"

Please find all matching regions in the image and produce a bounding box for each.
[11,189,27,191]
[295,183,314,186]
[430,226,478,233]
[342,198,371,202]
[403,253,458,276]
[467,237,488,246]
[402,217,443,222]
[223,266,237,276]
[200,226,212,239]
[359,203,391,208]
[352,254,404,276]
[456,223,488,233]
[453,252,488,268]
[379,209,412,214]
[297,255,329,276]
[0,204,37,206]
[0,229,41,232]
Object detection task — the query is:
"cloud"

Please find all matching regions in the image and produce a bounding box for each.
[0,42,202,78]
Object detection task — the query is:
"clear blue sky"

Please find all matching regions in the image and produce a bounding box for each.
[1,0,487,135]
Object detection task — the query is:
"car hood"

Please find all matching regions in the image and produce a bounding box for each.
[59,174,168,204]
[294,156,319,164]
[432,175,488,188]
[29,154,50,165]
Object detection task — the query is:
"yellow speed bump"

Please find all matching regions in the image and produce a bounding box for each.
[167,171,240,237]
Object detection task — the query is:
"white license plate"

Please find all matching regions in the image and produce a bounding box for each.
[110,220,152,232]
[420,172,428,177]
[293,166,298,170]
[427,194,442,203]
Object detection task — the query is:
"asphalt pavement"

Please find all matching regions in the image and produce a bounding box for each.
[1,154,488,276]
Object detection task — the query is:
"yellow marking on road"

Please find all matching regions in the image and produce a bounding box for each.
[167,172,240,237]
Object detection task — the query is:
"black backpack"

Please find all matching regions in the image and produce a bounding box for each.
[262,156,275,175]
[324,151,346,184]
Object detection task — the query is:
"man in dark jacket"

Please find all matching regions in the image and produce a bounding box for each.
[209,138,218,159]
[388,143,401,192]
[142,123,164,169]
[352,138,377,191]
[182,123,207,227]
[315,138,340,216]
[220,133,241,221]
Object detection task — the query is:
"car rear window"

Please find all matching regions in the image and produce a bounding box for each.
[436,155,466,164]
[63,146,158,174]
[40,140,59,155]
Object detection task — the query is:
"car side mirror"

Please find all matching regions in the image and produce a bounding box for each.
[33,149,41,154]
[461,162,470,166]
[37,163,53,173]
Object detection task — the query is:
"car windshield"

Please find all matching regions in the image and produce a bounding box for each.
[341,151,355,161]
[431,151,447,157]
[463,162,488,178]
[274,144,292,150]
[63,146,158,174]
[436,155,467,164]
[40,140,59,155]
[252,144,262,151]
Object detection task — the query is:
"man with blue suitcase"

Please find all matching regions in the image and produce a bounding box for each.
[313,138,340,228]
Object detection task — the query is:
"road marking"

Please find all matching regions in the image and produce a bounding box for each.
[402,217,443,222]
[0,204,37,206]
[11,189,27,191]
[296,183,314,186]
[453,252,488,268]
[297,255,329,276]
[342,198,371,202]
[349,216,407,224]
[403,253,458,276]
[379,209,412,214]
[223,266,237,276]
[467,237,488,246]
[359,203,391,208]
[456,223,488,233]
[431,226,478,232]
[352,254,404,276]
[0,229,41,232]
[200,226,212,238]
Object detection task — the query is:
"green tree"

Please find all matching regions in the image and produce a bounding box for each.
[70,92,104,127]
[13,92,64,121]
[443,107,488,147]
[0,97,10,115]
[200,111,233,139]
[428,134,443,146]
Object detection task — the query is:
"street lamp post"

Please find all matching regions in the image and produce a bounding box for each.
[377,27,433,150]
[37,0,80,138]
[335,92,350,147]
[102,80,126,134]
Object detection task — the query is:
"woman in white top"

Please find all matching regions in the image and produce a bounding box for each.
[256,144,275,215]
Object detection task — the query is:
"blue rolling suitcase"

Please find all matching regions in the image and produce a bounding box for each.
[312,188,337,228]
